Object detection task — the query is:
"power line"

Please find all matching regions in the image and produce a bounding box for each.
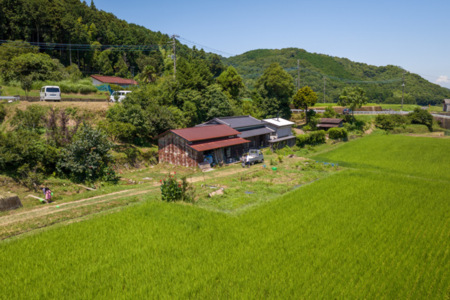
[178,37,236,57]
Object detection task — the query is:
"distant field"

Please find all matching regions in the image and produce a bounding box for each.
[312,102,443,112]
[313,134,450,181]
[1,135,449,298]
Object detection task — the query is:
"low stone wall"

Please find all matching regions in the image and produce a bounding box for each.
[433,114,450,129]
[0,193,22,212]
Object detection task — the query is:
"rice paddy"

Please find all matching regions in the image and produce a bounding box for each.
[1,134,449,298]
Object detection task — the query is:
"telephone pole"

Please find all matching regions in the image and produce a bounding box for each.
[171,34,179,79]
[297,59,300,90]
[323,76,326,103]
[401,71,405,111]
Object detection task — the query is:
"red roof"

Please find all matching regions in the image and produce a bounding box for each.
[91,75,138,85]
[171,125,241,142]
[190,137,249,152]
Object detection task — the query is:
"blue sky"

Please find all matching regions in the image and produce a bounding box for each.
[93,0,450,88]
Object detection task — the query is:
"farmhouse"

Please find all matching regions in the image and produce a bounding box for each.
[317,118,344,130]
[158,125,250,167]
[197,115,274,149]
[90,75,138,88]
[263,117,296,149]
[443,99,450,112]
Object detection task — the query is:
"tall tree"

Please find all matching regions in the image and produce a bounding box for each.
[255,63,295,119]
[338,87,368,119]
[216,66,244,100]
[292,86,318,123]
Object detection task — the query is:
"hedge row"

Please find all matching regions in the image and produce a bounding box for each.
[296,130,326,147]
[31,80,98,94]
[328,128,348,140]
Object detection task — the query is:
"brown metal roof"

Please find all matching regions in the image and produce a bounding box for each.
[189,137,250,152]
[319,118,343,124]
[317,124,340,128]
[171,125,241,142]
[91,75,138,85]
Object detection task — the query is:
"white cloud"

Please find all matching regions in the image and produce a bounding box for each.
[436,75,450,84]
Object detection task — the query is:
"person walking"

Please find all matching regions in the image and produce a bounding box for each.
[44,187,52,203]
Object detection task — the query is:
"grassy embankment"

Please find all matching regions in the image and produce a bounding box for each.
[1,134,449,298]
[313,102,443,112]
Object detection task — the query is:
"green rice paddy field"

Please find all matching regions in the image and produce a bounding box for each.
[1,135,449,298]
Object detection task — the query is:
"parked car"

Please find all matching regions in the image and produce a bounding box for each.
[343,108,353,115]
[241,149,264,166]
[109,90,132,102]
[40,86,61,101]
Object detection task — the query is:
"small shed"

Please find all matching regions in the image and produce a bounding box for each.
[317,118,344,130]
[443,99,450,112]
[91,75,138,88]
[158,125,250,167]
[263,118,296,149]
[197,116,274,149]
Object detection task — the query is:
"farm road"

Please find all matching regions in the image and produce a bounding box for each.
[0,166,251,229]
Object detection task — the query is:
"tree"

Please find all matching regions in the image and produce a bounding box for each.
[375,115,395,133]
[57,123,117,183]
[292,86,318,123]
[114,55,130,78]
[4,52,67,83]
[338,87,368,119]
[255,63,295,119]
[202,84,234,120]
[216,66,244,100]
[20,76,33,100]
[11,105,48,132]
[408,108,433,131]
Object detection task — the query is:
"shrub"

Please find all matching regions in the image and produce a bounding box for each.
[141,146,158,165]
[296,130,326,147]
[296,134,309,147]
[160,173,194,202]
[323,106,336,118]
[79,85,97,94]
[408,108,433,131]
[57,123,117,183]
[0,104,6,124]
[328,128,348,140]
[308,130,326,145]
[277,154,284,163]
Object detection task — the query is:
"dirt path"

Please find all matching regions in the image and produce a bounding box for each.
[365,123,375,135]
[0,166,253,229]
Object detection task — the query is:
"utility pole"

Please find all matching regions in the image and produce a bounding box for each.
[171,34,179,79]
[297,59,300,90]
[401,71,405,111]
[323,76,326,103]
[69,42,72,65]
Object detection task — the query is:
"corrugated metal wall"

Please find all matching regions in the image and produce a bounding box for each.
[158,133,202,167]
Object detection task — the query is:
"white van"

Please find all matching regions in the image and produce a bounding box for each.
[40,86,61,101]
[109,90,132,102]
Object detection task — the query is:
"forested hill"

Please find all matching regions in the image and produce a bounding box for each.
[0,0,206,78]
[223,48,450,105]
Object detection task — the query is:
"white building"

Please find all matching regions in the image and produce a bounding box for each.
[263,117,296,149]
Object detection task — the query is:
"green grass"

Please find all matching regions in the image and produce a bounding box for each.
[313,134,450,181]
[1,85,105,99]
[312,102,443,112]
[1,135,449,298]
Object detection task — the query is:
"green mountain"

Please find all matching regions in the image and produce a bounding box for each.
[0,0,198,77]
[223,48,450,105]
